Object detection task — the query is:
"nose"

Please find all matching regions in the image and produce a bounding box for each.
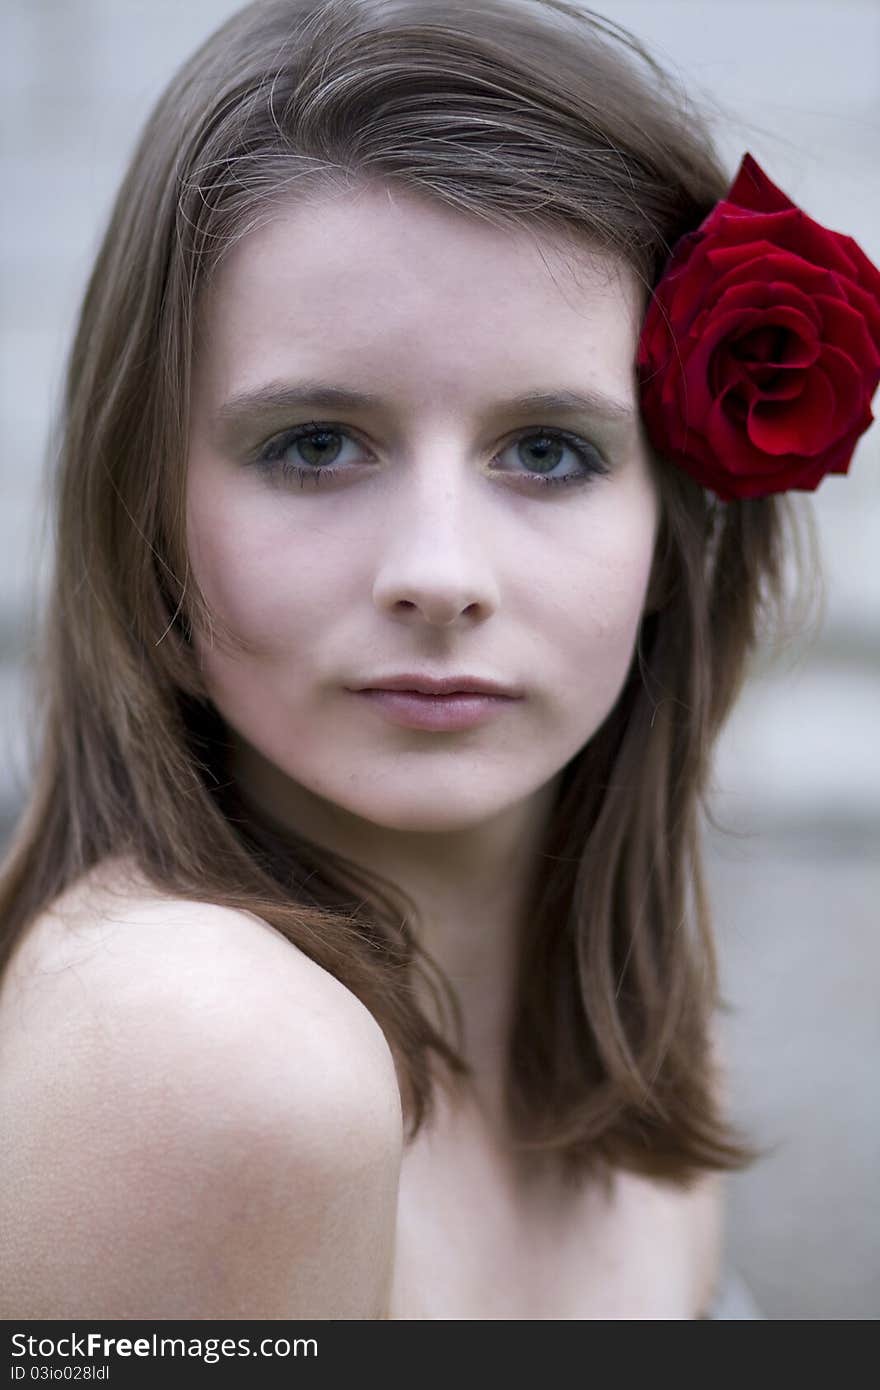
[371,464,500,628]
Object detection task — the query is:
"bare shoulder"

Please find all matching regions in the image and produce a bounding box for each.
[684,1168,726,1318]
[602,1014,729,1318]
[1,854,402,1132]
[0,855,403,1319]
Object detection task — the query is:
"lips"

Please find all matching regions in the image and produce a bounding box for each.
[352,673,521,698]
[352,687,516,732]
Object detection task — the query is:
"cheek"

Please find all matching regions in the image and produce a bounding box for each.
[186,470,341,657]
[545,502,657,714]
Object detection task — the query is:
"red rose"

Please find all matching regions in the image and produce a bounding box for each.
[637,153,880,500]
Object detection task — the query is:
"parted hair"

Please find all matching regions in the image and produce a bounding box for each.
[1,0,819,1189]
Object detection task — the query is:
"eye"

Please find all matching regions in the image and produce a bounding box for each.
[492,429,610,488]
[254,424,368,486]
[250,422,610,490]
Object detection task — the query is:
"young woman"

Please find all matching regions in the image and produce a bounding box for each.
[1,0,877,1320]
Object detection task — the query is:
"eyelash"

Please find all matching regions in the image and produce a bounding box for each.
[252,422,610,490]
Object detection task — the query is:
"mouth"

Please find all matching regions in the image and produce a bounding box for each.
[351,687,518,732]
[351,673,522,698]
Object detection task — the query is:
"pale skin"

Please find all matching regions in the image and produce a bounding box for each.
[181,181,723,1316]
[186,180,662,1136]
[0,180,724,1319]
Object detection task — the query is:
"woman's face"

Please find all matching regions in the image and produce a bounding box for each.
[186,182,661,837]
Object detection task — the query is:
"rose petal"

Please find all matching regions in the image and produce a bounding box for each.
[639,153,880,498]
[747,369,836,454]
[743,367,806,401]
[706,251,846,307]
[817,295,880,370]
[683,302,819,410]
[727,154,794,215]
[815,342,870,426]
[688,281,823,351]
[833,232,880,300]
[729,305,821,366]
[778,209,870,280]
[840,278,880,350]
[705,387,753,462]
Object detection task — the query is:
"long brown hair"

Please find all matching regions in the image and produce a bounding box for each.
[1,0,819,1189]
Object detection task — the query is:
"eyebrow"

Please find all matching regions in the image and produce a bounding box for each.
[214,379,637,442]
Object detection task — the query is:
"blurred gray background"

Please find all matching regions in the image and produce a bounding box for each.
[2,0,878,1319]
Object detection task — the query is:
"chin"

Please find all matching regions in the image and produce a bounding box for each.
[335,789,511,836]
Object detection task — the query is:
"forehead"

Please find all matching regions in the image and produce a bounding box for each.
[194,183,644,403]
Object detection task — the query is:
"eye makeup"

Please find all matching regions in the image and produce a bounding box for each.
[248,420,612,492]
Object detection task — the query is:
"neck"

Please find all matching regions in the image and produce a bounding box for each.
[229,733,561,1120]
